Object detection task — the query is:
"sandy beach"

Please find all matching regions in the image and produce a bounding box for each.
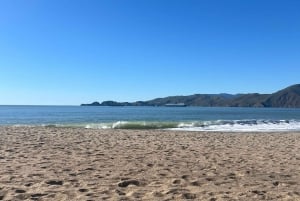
[0,127,300,200]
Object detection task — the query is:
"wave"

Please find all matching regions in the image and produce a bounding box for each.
[5,119,300,132]
[85,121,179,129]
[7,119,300,132]
[171,119,300,132]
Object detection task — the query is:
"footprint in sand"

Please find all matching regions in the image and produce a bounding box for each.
[78,188,89,193]
[190,180,202,186]
[15,189,26,193]
[172,179,181,185]
[118,179,140,187]
[45,180,63,185]
[31,193,48,200]
[182,192,197,199]
[115,189,126,196]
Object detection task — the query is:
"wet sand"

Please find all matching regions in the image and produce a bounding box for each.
[0,127,300,200]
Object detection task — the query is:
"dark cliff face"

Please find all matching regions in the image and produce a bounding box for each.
[81,84,300,108]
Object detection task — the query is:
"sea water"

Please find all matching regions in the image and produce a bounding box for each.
[0,105,300,132]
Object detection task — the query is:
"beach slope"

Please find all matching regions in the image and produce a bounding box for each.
[0,127,300,200]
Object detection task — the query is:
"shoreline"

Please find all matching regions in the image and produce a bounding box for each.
[2,123,300,133]
[1,127,300,200]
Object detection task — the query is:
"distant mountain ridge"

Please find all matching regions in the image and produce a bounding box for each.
[81,84,300,108]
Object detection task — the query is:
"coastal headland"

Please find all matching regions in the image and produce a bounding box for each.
[81,84,300,108]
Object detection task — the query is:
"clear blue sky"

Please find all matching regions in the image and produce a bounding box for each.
[0,0,299,105]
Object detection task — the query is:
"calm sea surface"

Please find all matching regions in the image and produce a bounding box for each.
[1,106,300,131]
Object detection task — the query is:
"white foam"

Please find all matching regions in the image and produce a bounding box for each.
[170,120,300,132]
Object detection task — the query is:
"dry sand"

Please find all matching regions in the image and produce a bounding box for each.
[0,127,300,201]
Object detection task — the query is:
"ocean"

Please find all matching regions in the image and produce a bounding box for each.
[0,105,300,132]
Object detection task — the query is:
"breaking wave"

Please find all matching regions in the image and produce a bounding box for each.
[84,121,179,129]
[20,119,300,132]
[170,119,300,132]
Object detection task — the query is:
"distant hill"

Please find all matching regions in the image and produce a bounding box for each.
[81,84,300,108]
[263,84,300,108]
